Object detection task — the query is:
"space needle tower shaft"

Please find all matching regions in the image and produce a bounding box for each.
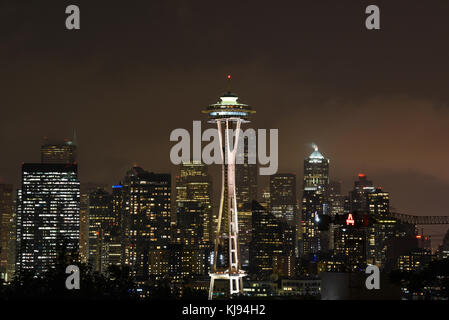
[202,75,255,299]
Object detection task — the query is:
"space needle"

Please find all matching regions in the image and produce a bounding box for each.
[202,75,255,299]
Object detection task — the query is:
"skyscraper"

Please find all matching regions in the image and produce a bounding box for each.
[301,144,329,258]
[328,181,345,251]
[250,201,296,279]
[235,147,257,268]
[16,163,80,274]
[41,134,77,164]
[119,167,171,283]
[0,184,13,281]
[269,173,297,226]
[235,143,258,210]
[173,199,209,279]
[333,215,367,272]
[79,183,106,264]
[367,187,393,267]
[88,188,114,272]
[328,181,345,217]
[176,161,213,243]
[349,174,374,213]
[368,187,390,218]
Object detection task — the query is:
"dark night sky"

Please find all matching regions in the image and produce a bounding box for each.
[1,1,449,245]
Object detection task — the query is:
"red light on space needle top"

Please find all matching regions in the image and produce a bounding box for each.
[346,213,355,226]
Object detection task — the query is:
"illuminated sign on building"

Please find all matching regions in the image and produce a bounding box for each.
[346,213,355,226]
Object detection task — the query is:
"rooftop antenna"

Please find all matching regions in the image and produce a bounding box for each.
[227,74,232,93]
[72,128,78,146]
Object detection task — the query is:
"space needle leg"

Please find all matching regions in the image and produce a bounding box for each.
[208,276,215,300]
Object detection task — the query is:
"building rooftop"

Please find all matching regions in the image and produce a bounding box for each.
[309,144,325,159]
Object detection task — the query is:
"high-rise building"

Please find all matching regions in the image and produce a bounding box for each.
[0,184,13,281]
[301,145,329,258]
[368,187,389,218]
[328,181,345,251]
[175,200,205,246]
[250,201,296,279]
[235,144,258,210]
[349,174,374,213]
[41,133,77,164]
[16,163,80,274]
[269,173,297,226]
[328,181,345,217]
[333,213,367,272]
[79,183,106,264]
[237,202,252,269]
[88,188,114,272]
[6,196,16,282]
[119,167,171,283]
[175,161,213,243]
[334,227,367,272]
[366,187,394,267]
[347,174,391,267]
[235,146,257,269]
[173,200,209,279]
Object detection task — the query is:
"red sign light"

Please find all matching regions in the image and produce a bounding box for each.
[346,213,355,226]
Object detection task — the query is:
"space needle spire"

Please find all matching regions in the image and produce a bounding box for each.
[202,75,255,299]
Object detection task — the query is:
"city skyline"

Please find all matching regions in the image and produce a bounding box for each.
[1,87,448,300]
[1,1,449,231]
[2,133,447,249]
[1,0,449,302]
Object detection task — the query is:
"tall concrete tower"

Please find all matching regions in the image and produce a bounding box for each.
[202,75,255,299]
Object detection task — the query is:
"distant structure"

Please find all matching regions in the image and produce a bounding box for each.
[41,130,77,164]
[270,173,297,226]
[202,76,255,299]
[301,144,329,257]
[235,143,258,210]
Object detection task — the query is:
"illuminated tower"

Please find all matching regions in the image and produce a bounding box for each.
[301,144,329,258]
[119,167,171,283]
[270,173,297,225]
[41,130,77,164]
[16,163,80,275]
[202,75,255,299]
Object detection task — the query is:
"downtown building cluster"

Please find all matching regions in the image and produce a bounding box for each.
[1,101,449,300]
